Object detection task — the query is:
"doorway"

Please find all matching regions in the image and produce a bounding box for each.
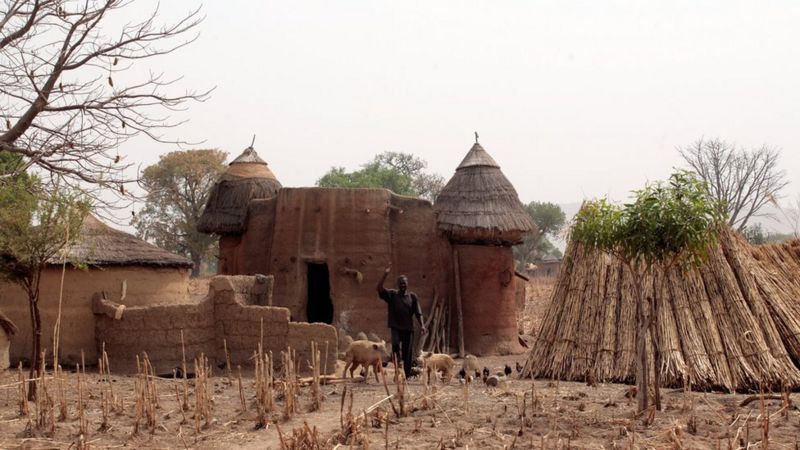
[306,262,333,324]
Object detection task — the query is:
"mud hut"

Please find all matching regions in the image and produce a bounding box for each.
[0,310,17,369]
[0,214,191,366]
[434,140,534,355]
[197,146,282,273]
[522,228,800,391]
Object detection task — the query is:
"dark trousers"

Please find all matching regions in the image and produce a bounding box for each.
[390,328,413,377]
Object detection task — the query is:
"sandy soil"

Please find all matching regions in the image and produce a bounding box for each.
[2,355,799,449]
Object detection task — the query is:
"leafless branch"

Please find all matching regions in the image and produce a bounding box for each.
[678,138,789,231]
[0,0,210,208]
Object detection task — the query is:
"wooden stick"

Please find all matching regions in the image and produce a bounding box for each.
[453,249,465,358]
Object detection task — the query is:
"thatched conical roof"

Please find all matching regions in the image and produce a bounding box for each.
[522,228,800,392]
[197,146,281,235]
[434,142,534,244]
[54,215,192,268]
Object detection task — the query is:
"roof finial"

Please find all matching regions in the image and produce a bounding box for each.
[474,131,479,144]
[249,134,256,149]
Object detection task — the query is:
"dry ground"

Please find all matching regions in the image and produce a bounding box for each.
[3,356,800,449]
[3,278,799,449]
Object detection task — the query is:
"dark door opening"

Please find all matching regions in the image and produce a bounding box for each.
[307,262,333,324]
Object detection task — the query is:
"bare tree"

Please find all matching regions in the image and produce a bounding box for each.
[678,138,789,231]
[0,0,210,206]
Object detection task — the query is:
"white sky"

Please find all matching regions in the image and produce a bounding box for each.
[119,1,800,210]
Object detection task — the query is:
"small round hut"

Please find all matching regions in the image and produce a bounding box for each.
[434,140,534,355]
[197,146,282,273]
[0,214,192,366]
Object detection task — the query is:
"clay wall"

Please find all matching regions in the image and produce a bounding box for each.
[0,265,189,366]
[455,244,522,355]
[94,275,337,375]
[229,188,451,341]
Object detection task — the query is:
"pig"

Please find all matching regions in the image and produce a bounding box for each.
[461,354,479,373]
[420,352,456,384]
[342,339,390,383]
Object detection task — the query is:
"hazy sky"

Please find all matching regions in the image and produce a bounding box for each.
[120,1,799,212]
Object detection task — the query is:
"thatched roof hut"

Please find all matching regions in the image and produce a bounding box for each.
[522,228,800,392]
[434,142,534,244]
[197,146,282,235]
[60,215,192,268]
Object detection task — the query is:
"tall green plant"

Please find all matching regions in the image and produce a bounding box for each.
[571,171,723,417]
[0,179,89,398]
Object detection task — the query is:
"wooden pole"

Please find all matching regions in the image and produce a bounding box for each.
[453,249,465,358]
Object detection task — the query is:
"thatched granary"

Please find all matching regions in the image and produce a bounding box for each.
[200,139,533,355]
[435,142,534,244]
[522,228,800,392]
[0,310,18,369]
[1,214,192,366]
[197,146,282,236]
[434,141,534,355]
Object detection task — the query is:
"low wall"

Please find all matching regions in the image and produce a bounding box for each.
[94,275,337,375]
[2,265,189,366]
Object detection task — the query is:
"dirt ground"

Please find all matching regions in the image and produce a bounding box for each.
[3,355,800,449]
[3,278,799,449]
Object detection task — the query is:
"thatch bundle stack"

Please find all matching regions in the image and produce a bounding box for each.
[197,146,281,235]
[522,229,800,391]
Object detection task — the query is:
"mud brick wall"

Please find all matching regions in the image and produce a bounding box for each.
[93,295,216,374]
[223,188,451,343]
[94,275,337,375]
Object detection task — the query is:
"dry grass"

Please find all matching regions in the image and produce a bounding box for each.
[3,352,800,449]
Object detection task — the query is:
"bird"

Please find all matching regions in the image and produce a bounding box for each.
[458,367,466,380]
[474,369,481,380]
[504,364,512,377]
[482,367,490,383]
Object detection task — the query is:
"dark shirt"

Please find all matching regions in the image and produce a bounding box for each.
[378,288,422,331]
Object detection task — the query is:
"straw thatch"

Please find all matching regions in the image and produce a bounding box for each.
[197,146,281,234]
[0,310,18,336]
[522,228,800,392]
[55,215,192,268]
[434,142,534,244]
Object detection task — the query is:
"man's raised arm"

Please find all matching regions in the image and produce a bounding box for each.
[376,265,391,297]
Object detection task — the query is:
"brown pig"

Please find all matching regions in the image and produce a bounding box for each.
[421,352,456,384]
[342,339,390,383]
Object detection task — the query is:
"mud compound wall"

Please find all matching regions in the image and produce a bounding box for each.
[229,188,451,342]
[94,275,337,375]
[1,265,189,366]
[455,244,522,356]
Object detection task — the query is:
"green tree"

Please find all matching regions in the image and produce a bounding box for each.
[133,149,227,276]
[514,201,566,265]
[571,171,723,417]
[0,178,89,398]
[316,152,444,201]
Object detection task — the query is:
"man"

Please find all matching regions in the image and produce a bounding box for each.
[376,265,426,378]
